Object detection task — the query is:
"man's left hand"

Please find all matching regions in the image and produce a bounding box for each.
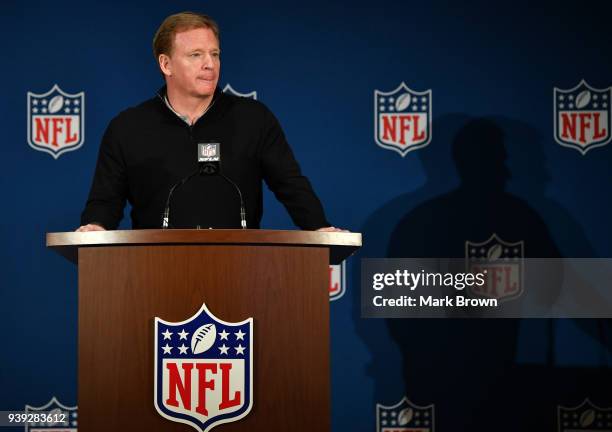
[316,226,350,233]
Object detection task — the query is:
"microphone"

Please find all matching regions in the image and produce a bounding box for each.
[161,142,247,229]
[198,142,221,174]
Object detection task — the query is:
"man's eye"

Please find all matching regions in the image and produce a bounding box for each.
[190,53,201,57]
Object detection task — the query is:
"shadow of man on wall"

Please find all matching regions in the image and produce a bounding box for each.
[386,117,561,430]
[355,115,611,431]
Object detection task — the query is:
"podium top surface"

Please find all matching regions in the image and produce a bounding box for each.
[47,229,362,265]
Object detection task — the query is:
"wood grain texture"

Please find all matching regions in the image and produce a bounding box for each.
[48,229,361,265]
[78,244,330,431]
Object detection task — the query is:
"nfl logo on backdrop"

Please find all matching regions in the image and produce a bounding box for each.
[223,84,257,100]
[155,304,253,432]
[465,234,524,302]
[329,262,346,301]
[27,84,85,159]
[554,80,611,154]
[374,82,432,156]
[558,399,612,432]
[24,396,78,432]
[377,396,435,432]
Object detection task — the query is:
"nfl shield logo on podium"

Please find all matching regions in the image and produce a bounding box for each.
[374,82,432,157]
[154,304,253,432]
[554,80,611,154]
[27,84,85,159]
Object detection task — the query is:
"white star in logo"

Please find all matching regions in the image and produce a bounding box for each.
[219,344,229,355]
[162,329,172,340]
[64,108,70,113]
[42,99,47,105]
[235,330,245,340]
[162,344,172,354]
[178,329,189,340]
[219,329,229,340]
[235,344,245,355]
[74,99,80,105]
[65,99,71,105]
[32,99,38,106]
[178,344,188,354]
[42,108,47,113]
[74,108,80,113]
[32,107,38,113]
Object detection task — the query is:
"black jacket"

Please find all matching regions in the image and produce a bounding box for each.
[81,87,330,230]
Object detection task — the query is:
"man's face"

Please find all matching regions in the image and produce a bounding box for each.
[162,27,220,99]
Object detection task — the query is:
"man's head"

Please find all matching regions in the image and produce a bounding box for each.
[153,12,220,100]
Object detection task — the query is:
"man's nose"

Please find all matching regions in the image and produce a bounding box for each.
[202,54,214,69]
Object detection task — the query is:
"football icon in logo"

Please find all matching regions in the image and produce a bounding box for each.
[191,323,216,354]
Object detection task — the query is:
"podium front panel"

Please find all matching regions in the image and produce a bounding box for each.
[78,244,330,431]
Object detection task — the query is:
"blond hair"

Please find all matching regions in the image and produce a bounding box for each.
[153,12,220,59]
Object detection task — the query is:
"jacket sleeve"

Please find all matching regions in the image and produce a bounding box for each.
[80,118,128,229]
[259,108,331,230]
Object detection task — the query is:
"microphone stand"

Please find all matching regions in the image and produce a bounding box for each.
[162,164,247,229]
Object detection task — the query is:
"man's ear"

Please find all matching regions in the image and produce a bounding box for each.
[158,54,172,77]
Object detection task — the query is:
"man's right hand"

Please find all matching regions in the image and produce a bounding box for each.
[76,224,106,232]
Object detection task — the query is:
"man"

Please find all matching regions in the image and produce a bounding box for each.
[78,12,342,232]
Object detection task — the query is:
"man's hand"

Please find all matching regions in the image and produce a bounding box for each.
[76,224,106,232]
[316,226,349,233]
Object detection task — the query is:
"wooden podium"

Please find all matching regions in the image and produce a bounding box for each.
[47,229,361,432]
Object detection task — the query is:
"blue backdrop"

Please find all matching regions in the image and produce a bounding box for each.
[1,0,611,430]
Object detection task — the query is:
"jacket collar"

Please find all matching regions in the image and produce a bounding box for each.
[156,85,223,126]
